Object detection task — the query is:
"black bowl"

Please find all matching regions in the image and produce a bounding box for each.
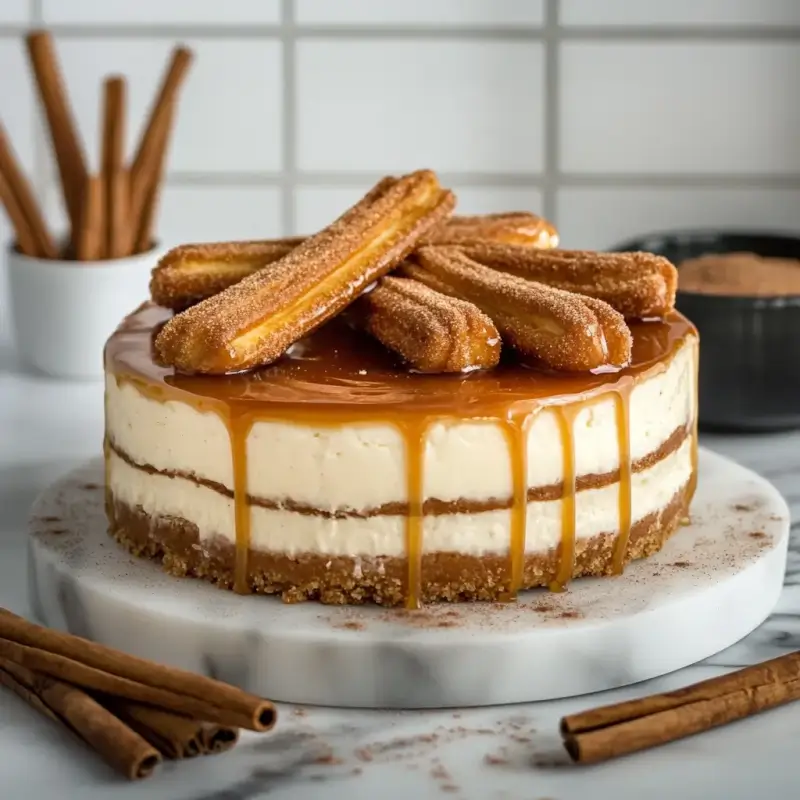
[611,230,800,432]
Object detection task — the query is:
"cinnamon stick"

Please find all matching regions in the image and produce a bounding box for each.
[108,170,131,258]
[561,651,800,764]
[75,175,103,261]
[105,700,239,759]
[25,31,88,243]
[0,609,275,731]
[133,103,174,253]
[0,121,56,258]
[0,169,39,257]
[100,76,128,258]
[0,657,160,780]
[129,47,192,241]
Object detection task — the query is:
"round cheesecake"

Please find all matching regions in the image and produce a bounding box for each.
[104,303,698,607]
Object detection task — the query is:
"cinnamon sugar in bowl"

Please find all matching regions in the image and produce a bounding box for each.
[612,231,800,431]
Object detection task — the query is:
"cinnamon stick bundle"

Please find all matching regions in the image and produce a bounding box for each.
[561,651,800,764]
[0,608,273,780]
[13,31,193,261]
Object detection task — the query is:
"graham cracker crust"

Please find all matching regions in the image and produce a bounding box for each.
[106,481,692,606]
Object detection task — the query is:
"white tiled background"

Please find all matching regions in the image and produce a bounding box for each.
[2,0,800,267]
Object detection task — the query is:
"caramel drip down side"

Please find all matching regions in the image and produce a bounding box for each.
[611,387,633,573]
[404,421,428,610]
[229,410,255,594]
[502,411,534,600]
[551,405,579,591]
[688,340,700,504]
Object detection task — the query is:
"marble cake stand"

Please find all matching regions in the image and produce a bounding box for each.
[28,448,789,709]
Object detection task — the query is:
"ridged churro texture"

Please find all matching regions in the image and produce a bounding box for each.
[406,246,632,372]
[149,238,304,310]
[462,244,677,319]
[351,276,501,373]
[155,170,455,374]
[423,212,559,249]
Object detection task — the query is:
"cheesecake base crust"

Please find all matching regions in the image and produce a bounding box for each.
[107,481,691,606]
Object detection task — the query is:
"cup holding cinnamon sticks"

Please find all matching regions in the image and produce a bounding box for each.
[1,31,193,379]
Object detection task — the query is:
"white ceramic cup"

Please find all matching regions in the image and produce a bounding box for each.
[6,242,162,379]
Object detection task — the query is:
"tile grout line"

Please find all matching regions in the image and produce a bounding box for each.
[158,172,800,189]
[1,25,800,40]
[280,0,296,235]
[541,0,560,224]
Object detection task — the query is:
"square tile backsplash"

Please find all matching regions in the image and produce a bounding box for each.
[1,0,800,329]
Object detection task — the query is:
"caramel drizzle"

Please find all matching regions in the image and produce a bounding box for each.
[405,420,428,610]
[229,408,255,594]
[502,410,535,599]
[550,405,579,591]
[611,386,633,573]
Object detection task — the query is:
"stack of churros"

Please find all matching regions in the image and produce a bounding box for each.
[0,30,192,260]
[152,169,678,376]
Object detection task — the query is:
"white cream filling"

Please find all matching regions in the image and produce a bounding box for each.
[106,337,696,511]
[107,438,692,558]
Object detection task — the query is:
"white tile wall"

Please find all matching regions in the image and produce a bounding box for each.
[557,189,800,249]
[50,38,282,175]
[0,41,37,173]
[560,43,800,175]
[561,0,800,27]
[2,0,800,344]
[296,0,543,27]
[296,40,544,174]
[0,1,28,24]
[294,185,544,235]
[41,0,281,26]
[158,186,282,245]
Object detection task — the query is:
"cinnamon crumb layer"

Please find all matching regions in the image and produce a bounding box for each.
[107,482,690,606]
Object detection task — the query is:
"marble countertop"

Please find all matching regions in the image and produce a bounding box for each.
[2,350,800,800]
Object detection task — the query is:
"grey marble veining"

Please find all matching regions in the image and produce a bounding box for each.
[2,375,800,799]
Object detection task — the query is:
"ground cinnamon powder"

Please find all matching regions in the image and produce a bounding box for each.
[678,252,800,296]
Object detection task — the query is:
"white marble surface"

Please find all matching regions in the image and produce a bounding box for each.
[2,345,800,799]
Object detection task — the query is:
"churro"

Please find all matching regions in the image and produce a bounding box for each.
[424,212,559,249]
[150,238,305,310]
[149,215,559,311]
[155,170,455,374]
[462,244,677,319]
[351,276,500,373]
[405,246,632,372]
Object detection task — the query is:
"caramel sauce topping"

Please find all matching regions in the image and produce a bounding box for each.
[107,304,697,608]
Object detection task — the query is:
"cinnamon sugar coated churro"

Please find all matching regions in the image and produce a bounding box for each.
[150,238,305,310]
[463,244,677,319]
[352,276,501,373]
[424,212,559,249]
[155,170,455,373]
[148,214,559,311]
[405,246,632,372]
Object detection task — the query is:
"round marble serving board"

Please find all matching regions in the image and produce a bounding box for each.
[28,448,789,709]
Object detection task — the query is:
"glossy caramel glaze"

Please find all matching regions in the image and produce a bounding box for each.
[106,303,698,608]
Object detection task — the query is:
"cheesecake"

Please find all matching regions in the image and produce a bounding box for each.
[103,170,697,607]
